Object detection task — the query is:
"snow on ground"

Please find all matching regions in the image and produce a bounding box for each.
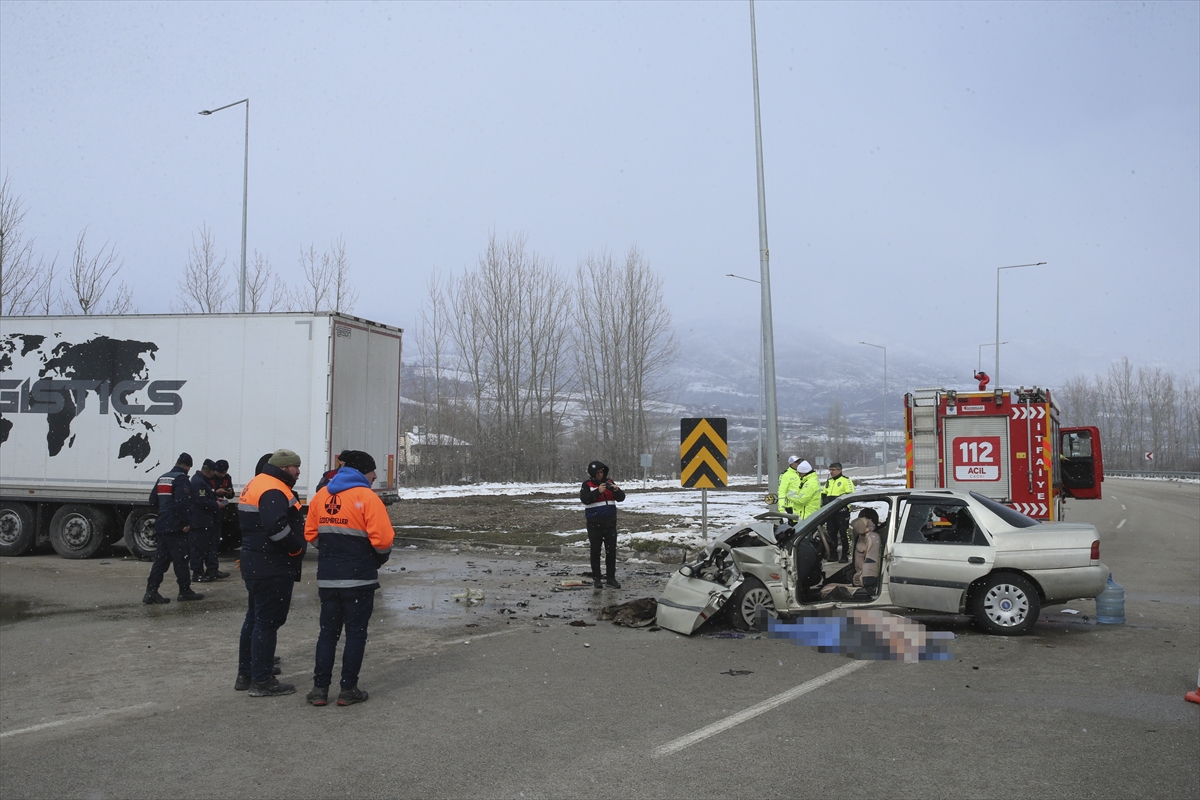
[397,472,908,550]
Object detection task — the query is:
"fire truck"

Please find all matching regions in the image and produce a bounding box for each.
[904,387,1103,521]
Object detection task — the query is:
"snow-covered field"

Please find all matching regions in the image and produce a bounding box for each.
[397,473,909,551]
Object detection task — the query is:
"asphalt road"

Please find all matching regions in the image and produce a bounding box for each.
[0,478,1196,799]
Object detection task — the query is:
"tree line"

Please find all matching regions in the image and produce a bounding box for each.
[407,232,678,485]
[0,175,358,316]
[1059,358,1200,472]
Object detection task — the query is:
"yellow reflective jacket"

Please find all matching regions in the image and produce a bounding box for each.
[795,471,822,518]
[777,468,801,514]
[822,474,855,501]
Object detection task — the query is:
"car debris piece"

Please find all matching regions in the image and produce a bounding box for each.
[568,620,595,627]
[598,598,657,628]
[720,669,754,676]
[453,587,485,606]
[407,605,424,610]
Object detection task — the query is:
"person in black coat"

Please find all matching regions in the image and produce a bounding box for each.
[189,459,229,582]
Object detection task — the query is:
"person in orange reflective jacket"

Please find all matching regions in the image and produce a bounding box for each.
[235,449,308,698]
[302,450,394,706]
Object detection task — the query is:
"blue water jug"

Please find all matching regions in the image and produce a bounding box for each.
[1095,573,1125,625]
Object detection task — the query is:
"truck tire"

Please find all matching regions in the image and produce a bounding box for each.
[49,505,111,560]
[123,507,158,560]
[0,502,37,557]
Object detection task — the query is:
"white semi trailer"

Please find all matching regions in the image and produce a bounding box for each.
[0,312,403,559]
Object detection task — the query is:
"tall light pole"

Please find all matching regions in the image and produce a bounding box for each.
[994,261,1045,386]
[859,342,887,475]
[749,0,780,494]
[199,98,250,313]
[727,273,763,485]
[978,341,1008,374]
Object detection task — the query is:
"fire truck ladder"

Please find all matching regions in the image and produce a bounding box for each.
[910,388,940,488]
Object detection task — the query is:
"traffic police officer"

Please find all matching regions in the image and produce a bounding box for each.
[822,462,856,561]
[235,448,307,697]
[143,453,204,604]
[303,450,394,706]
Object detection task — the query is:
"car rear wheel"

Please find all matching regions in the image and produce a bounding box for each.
[729,577,775,632]
[972,573,1040,635]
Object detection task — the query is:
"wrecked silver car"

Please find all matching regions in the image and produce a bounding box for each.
[657,489,1108,637]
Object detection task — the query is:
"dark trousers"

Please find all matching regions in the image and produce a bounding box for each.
[314,586,376,690]
[587,516,618,579]
[189,526,219,575]
[239,576,295,684]
[147,531,190,593]
[828,511,851,559]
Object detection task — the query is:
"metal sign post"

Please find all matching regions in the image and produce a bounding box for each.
[702,488,708,542]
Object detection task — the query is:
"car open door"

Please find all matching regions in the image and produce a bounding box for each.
[1060,426,1103,500]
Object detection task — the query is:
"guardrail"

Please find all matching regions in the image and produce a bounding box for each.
[1106,470,1200,480]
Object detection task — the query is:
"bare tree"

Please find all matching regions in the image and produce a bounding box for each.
[0,174,47,316]
[329,236,358,313]
[246,250,290,311]
[444,233,572,481]
[175,223,232,313]
[61,228,130,315]
[573,245,677,474]
[293,243,332,312]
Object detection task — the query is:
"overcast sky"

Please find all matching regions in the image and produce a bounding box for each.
[2,0,1197,385]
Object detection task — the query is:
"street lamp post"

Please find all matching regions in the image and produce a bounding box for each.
[727,273,763,485]
[199,98,250,313]
[859,341,887,475]
[978,341,1008,375]
[994,262,1045,386]
[749,0,780,492]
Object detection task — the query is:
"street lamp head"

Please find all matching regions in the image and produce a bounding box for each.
[198,110,213,115]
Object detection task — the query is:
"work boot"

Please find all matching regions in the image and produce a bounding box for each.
[337,686,369,706]
[606,577,621,589]
[194,573,215,583]
[234,673,251,691]
[248,677,296,697]
[306,686,329,706]
[273,655,282,665]
[593,578,603,589]
[142,590,170,605]
[177,589,205,601]
[211,569,231,580]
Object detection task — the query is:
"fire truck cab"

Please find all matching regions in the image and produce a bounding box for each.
[904,387,1103,521]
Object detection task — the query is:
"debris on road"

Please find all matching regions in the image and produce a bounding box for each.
[598,598,657,628]
[720,669,754,676]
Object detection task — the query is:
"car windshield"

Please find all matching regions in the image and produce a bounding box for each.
[970,492,1039,528]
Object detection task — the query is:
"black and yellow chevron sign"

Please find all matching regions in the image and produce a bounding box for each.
[680,417,728,489]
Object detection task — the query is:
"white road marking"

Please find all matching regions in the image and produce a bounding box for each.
[1117,519,1127,529]
[653,660,870,757]
[0,703,155,739]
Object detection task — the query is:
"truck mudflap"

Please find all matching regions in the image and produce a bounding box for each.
[656,572,734,635]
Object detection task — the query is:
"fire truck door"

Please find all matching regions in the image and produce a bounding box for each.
[887,498,994,614]
[1061,426,1103,500]
[942,416,1011,501]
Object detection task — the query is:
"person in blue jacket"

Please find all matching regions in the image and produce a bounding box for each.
[143,453,205,604]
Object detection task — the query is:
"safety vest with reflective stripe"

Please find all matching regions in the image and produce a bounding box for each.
[238,468,306,580]
[304,484,394,589]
